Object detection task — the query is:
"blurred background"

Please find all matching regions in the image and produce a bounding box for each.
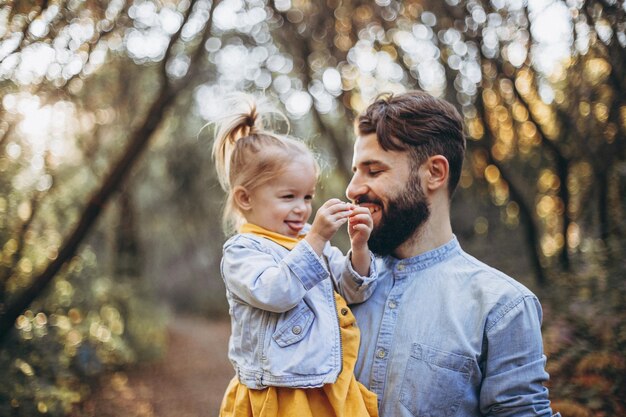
[0,0,625,416]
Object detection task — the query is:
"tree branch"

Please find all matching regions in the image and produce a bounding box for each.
[0,0,221,345]
[269,0,352,181]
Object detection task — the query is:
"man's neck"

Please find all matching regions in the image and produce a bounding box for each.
[393,210,453,259]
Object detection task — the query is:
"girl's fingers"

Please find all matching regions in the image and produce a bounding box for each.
[325,208,353,221]
[321,208,351,221]
[328,202,352,214]
[349,206,371,215]
[349,212,370,220]
[335,217,349,226]
[317,200,339,215]
[326,210,350,222]
[349,213,373,225]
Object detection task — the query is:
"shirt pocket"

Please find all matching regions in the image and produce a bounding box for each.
[399,343,472,417]
[272,303,314,347]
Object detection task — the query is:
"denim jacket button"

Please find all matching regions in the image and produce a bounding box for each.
[397,264,405,271]
[292,325,302,335]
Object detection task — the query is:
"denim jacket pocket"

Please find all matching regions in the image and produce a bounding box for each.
[400,343,472,417]
[272,303,315,347]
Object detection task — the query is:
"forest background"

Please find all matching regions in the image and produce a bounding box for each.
[1,0,625,416]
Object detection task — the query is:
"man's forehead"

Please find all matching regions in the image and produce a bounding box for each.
[353,133,380,153]
[352,134,397,164]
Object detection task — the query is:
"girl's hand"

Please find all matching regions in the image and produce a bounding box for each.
[305,199,353,255]
[348,206,373,250]
[348,206,373,276]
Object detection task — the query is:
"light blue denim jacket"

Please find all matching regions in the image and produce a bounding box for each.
[220,229,378,390]
[351,236,560,417]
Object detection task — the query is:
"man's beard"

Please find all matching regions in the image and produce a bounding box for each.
[364,177,430,256]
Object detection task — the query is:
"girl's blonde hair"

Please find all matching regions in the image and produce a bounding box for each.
[211,93,318,234]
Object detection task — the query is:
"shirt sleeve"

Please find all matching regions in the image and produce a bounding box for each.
[322,244,378,304]
[221,237,328,313]
[480,295,556,417]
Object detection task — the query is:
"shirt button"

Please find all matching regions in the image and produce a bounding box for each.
[376,348,386,359]
[397,264,405,271]
[292,325,302,335]
[340,307,349,316]
[388,300,397,309]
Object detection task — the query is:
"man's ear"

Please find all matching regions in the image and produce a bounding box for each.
[233,186,252,211]
[423,155,449,192]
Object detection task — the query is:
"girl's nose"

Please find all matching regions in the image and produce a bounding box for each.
[293,200,306,213]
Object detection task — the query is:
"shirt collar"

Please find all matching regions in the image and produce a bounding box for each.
[382,235,460,272]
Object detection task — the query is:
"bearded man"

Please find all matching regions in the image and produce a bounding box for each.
[347,91,560,417]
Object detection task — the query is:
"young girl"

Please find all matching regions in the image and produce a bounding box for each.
[212,93,379,417]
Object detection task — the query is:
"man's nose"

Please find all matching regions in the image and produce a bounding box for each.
[346,174,366,202]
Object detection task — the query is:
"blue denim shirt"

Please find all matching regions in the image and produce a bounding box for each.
[220,230,377,389]
[351,236,559,417]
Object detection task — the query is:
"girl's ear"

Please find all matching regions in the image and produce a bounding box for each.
[423,155,449,192]
[233,186,252,211]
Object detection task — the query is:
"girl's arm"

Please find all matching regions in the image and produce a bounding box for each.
[221,236,328,313]
[324,244,378,304]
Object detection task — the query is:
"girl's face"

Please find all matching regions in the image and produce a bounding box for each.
[243,157,317,238]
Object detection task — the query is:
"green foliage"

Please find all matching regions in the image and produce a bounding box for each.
[543,262,626,416]
[0,247,167,417]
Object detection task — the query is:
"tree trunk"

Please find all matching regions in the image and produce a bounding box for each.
[114,187,142,278]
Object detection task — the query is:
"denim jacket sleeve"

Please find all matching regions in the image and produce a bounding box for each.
[322,244,378,305]
[480,295,555,416]
[222,236,329,313]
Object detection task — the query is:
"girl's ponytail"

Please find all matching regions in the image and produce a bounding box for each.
[211,93,262,192]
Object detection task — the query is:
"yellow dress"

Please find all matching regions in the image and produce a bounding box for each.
[219,225,378,417]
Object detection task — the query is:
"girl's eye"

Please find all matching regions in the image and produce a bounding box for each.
[282,194,294,199]
[305,195,313,201]
[369,170,383,177]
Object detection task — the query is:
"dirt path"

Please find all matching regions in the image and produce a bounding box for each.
[72,316,233,417]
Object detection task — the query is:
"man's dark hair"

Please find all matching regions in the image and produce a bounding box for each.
[357,91,466,197]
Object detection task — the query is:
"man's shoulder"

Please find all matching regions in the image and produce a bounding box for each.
[454,248,536,298]
[452,249,544,332]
